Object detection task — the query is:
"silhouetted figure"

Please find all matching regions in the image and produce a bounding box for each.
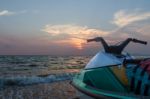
[87,37,147,55]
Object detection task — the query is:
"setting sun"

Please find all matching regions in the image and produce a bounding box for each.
[70,38,85,50]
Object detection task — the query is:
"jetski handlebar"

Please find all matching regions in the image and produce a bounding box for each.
[87,37,147,45]
[87,37,147,54]
[132,39,147,45]
[87,37,101,42]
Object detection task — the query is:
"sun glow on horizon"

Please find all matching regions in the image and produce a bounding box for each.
[69,38,85,50]
[50,38,86,50]
[42,24,109,50]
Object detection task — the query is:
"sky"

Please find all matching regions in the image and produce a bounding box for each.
[0,0,150,55]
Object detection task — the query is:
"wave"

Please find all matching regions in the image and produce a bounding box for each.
[0,73,76,88]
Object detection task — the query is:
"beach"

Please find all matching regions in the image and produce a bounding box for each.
[0,80,77,99]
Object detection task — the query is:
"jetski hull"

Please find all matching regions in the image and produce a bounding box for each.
[71,38,149,98]
[71,67,150,99]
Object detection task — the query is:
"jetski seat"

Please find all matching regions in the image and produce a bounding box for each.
[124,59,150,96]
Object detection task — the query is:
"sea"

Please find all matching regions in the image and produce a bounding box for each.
[0,55,91,87]
[0,55,92,99]
[0,55,148,99]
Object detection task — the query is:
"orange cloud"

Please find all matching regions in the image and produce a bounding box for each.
[42,24,109,49]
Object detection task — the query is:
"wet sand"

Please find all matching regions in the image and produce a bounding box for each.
[0,80,77,99]
[0,69,81,99]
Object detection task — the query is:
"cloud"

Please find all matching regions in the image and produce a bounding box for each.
[0,10,15,16]
[41,22,150,50]
[0,10,29,17]
[42,24,109,39]
[42,24,109,49]
[112,10,150,27]
[112,22,150,39]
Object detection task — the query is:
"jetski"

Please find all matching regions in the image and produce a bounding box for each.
[71,37,150,99]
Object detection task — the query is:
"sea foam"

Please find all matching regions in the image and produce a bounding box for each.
[0,73,76,88]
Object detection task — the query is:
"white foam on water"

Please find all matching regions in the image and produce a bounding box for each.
[0,73,76,88]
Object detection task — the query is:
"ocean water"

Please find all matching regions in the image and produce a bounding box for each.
[0,55,149,99]
[0,55,91,88]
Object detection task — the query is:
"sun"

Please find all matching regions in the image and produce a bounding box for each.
[70,38,85,50]
[52,38,86,50]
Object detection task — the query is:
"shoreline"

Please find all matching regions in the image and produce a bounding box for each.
[0,69,80,99]
[0,80,77,99]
